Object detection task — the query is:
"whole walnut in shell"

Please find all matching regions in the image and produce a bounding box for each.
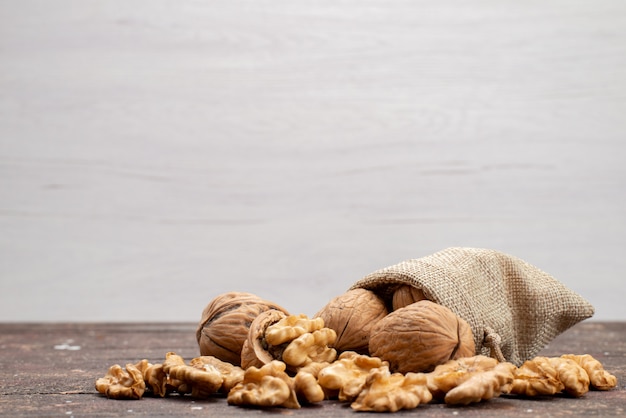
[314,289,388,354]
[196,292,289,366]
[369,300,475,373]
[391,285,427,311]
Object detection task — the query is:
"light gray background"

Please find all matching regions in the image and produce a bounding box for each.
[1,1,625,322]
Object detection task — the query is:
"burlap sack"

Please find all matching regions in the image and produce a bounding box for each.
[350,247,594,366]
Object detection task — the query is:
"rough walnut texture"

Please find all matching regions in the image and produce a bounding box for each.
[369,300,475,373]
[392,285,427,311]
[240,309,288,369]
[314,289,388,354]
[196,292,289,366]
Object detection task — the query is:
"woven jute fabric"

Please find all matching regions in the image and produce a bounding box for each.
[349,247,594,366]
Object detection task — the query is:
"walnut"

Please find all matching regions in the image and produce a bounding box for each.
[293,369,326,404]
[314,289,388,354]
[561,354,618,390]
[196,292,289,366]
[510,356,564,396]
[134,359,168,397]
[162,352,224,398]
[282,328,337,368]
[297,361,335,399]
[99,354,244,400]
[240,309,289,369]
[351,366,432,412]
[511,355,615,397]
[548,357,590,397]
[511,355,610,398]
[189,356,245,394]
[426,355,515,405]
[265,314,325,345]
[296,360,332,378]
[241,311,337,372]
[227,360,301,409]
[368,300,475,373]
[392,284,427,311]
[317,351,388,402]
[95,363,146,400]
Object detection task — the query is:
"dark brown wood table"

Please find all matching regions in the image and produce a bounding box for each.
[1,321,624,417]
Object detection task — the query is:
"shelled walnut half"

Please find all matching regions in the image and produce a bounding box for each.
[427,355,515,405]
[510,356,564,396]
[351,366,432,412]
[317,351,388,402]
[561,354,618,391]
[95,363,146,400]
[189,355,245,394]
[391,284,428,311]
[227,360,301,409]
[162,352,224,398]
[511,354,617,397]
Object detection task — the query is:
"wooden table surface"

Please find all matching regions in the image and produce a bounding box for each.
[1,321,624,417]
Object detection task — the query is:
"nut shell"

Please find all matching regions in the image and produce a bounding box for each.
[240,309,288,369]
[369,300,475,373]
[314,289,388,354]
[391,285,427,311]
[196,292,289,366]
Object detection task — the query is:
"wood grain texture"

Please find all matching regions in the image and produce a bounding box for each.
[0,321,624,416]
[1,1,625,322]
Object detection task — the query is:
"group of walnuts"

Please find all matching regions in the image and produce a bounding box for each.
[95,289,617,412]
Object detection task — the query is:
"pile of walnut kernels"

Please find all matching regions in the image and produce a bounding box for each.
[95,290,618,412]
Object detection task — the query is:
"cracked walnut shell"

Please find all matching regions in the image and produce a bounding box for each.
[196,292,289,366]
[241,310,337,371]
[240,309,290,369]
[368,300,475,373]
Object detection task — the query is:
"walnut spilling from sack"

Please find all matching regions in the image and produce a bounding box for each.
[95,290,617,409]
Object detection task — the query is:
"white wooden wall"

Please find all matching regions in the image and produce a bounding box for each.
[1,1,625,321]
